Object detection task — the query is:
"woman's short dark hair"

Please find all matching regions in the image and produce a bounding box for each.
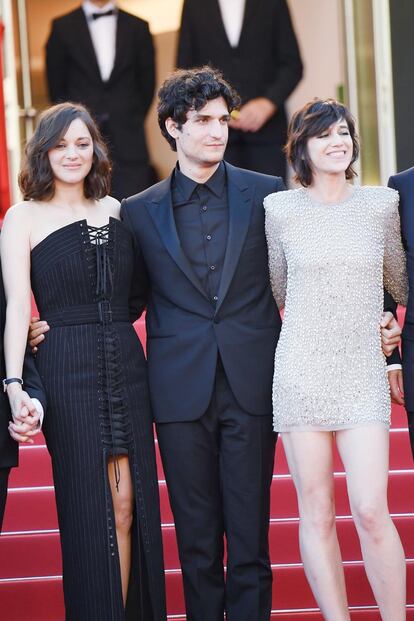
[285,98,359,187]
[19,102,111,201]
[157,66,241,151]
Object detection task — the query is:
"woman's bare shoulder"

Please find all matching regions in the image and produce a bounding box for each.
[98,195,121,219]
[3,200,36,225]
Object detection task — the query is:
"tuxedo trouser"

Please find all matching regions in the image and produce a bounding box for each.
[156,358,277,621]
[0,467,10,532]
[225,140,286,180]
[406,411,414,461]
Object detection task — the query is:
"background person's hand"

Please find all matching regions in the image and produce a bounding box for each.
[229,98,277,133]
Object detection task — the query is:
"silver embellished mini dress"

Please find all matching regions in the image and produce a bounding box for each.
[264,186,408,432]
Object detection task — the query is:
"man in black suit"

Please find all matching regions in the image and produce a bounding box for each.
[45,0,155,200]
[0,264,46,532]
[388,168,414,459]
[120,66,284,621]
[176,0,303,178]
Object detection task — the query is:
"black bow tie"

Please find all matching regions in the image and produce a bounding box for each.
[92,9,115,20]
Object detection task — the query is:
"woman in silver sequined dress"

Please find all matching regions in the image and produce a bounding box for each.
[264,99,407,620]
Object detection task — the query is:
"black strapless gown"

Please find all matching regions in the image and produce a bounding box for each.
[30,218,165,621]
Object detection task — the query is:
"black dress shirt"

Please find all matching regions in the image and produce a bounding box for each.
[172,163,228,303]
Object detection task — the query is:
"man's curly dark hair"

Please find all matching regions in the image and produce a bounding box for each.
[157,66,241,151]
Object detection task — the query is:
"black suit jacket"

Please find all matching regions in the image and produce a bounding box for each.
[121,163,284,422]
[388,168,414,409]
[177,0,303,146]
[46,7,155,164]
[0,267,46,469]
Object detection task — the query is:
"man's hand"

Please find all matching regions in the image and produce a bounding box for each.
[29,315,49,353]
[8,387,41,444]
[388,369,404,405]
[229,98,277,133]
[380,311,401,357]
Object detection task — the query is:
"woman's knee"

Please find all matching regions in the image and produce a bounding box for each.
[112,490,134,533]
[299,491,336,537]
[352,500,388,536]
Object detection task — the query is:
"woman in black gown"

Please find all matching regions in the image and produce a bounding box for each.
[1,103,166,620]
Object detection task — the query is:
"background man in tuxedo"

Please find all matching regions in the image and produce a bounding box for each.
[176,0,303,179]
[0,264,46,532]
[46,0,155,200]
[388,168,414,459]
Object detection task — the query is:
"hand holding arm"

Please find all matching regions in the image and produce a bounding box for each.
[28,316,50,353]
[380,310,402,358]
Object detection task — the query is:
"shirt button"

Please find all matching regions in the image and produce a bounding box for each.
[201,205,207,212]
[213,295,218,301]
[210,265,216,270]
[206,234,212,241]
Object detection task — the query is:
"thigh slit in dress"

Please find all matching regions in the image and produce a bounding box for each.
[30,218,165,621]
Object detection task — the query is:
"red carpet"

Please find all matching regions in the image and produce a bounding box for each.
[0,319,413,619]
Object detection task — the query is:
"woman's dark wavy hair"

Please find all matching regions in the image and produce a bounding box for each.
[19,102,111,200]
[285,98,359,187]
[157,66,241,151]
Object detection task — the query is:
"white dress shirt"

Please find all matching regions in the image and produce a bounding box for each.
[217,0,246,48]
[82,1,117,82]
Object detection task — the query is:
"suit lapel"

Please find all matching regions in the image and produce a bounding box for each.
[215,163,253,313]
[108,10,128,84]
[237,0,256,49]
[214,0,255,51]
[212,0,234,51]
[145,176,209,300]
[71,9,103,83]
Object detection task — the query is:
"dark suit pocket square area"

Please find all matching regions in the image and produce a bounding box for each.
[402,321,414,340]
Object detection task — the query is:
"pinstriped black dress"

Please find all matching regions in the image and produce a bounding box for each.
[30,217,166,621]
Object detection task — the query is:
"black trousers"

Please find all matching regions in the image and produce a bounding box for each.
[225,137,286,180]
[0,467,10,532]
[156,359,276,621]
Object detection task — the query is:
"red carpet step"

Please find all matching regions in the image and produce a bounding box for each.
[0,396,412,620]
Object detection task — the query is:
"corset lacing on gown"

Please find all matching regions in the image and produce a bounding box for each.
[85,223,131,491]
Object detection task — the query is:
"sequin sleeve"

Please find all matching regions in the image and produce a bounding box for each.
[264,194,287,310]
[383,189,408,306]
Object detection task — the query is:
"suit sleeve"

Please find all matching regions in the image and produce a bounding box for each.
[264,0,303,107]
[176,0,195,68]
[120,200,149,321]
[384,177,405,365]
[45,20,69,103]
[135,21,155,116]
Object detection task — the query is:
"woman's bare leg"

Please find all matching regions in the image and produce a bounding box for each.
[336,426,406,620]
[108,455,134,605]
[282,431,350,620]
